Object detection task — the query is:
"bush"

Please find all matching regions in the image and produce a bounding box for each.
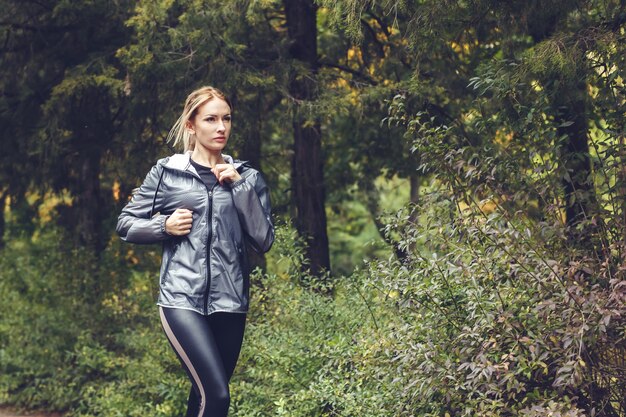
[2,196,624,416]
[0,229,186,416]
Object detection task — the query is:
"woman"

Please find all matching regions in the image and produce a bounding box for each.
[116,86,274,417]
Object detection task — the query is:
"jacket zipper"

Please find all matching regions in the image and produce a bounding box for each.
[169,164,217,315]
[203,182,218,315]
[166,160,234,315]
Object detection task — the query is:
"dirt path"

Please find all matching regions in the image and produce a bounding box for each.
[0,407,63,417]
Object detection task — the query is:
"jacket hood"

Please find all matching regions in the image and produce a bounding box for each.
[162,151,246,171]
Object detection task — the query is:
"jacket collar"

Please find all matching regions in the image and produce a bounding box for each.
[163,151,246,172]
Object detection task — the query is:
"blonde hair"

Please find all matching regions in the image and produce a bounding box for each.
[167,86,232,152]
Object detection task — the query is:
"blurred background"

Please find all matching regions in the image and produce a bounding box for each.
[1,1,625,416]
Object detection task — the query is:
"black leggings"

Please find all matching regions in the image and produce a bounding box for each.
[159,307,246,417]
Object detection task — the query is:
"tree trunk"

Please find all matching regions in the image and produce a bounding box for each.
[409,174,420,217]
[621,134,626,249]
[552,78,595,233]
[0,190,6,249]
[240,108,263,170]
[76,149,104,254]
[283,0,331,277]
[363,173,420,263]
[408,173,420,252]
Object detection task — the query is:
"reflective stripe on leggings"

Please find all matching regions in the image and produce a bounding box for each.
[159,307,206,417]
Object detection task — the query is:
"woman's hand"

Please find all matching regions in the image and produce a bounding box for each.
[165,208,193,236]
[212,164,242,185]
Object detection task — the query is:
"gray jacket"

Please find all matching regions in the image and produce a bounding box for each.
[116,152,274,315]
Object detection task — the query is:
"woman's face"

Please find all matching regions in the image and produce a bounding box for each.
[187,97,232,153]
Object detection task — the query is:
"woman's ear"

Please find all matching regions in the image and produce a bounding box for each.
[185,120,195,135]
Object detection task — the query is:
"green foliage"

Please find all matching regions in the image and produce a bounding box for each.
[231,227,392,416]
[2,188,626,416]
[376,61,626,413]
[359,192,626,416]
[2,1,626,416]
[0,224,392,416]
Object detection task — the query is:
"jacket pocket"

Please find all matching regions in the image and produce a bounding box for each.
[161,239,181,284]
[236,243,249,280]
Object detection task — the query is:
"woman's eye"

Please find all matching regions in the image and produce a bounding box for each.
[224,117,231,122]
[206,117,215,122]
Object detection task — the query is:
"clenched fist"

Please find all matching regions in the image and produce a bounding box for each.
[165,208,193,236]
[212,163,242,185]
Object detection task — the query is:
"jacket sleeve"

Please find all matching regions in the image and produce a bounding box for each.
[230,170,274,253]
[116,161,171,244]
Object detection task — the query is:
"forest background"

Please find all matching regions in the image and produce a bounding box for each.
[1,0,625,416]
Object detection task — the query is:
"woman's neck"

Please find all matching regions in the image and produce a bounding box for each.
[190,148,223,167]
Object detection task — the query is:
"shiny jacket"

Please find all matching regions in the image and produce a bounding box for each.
[116,152,274,315]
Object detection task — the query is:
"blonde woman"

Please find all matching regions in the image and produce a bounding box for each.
[117,86,274,417]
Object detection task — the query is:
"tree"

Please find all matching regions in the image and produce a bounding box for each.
[0,0,132,253]
[283,0,331,277]
[320,0,626,414]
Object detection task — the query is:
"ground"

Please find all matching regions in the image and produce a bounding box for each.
[0,407,63,417]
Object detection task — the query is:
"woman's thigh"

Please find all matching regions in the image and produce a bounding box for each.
[207,312,247,379]
[159,307,231,415]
